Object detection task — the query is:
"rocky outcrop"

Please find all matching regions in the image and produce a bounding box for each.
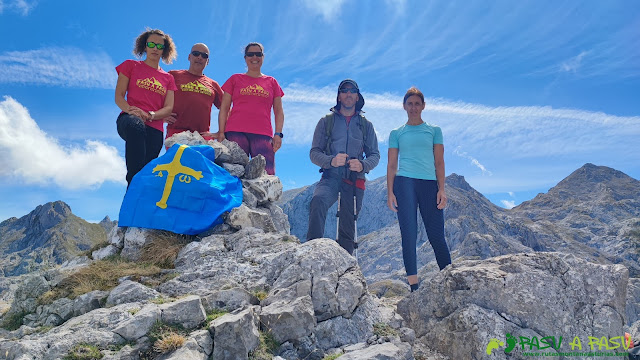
[397,252,629,359]
[0,201,108,276]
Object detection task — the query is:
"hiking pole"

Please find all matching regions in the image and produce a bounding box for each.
[335,152,347,242]
[351,162,359,261]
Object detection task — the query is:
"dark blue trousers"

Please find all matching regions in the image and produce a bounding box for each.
[116,113,164,187]
[394,176,451,275]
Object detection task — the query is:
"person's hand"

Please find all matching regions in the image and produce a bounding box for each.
[164,112,178,124]
[331,153,348,167]
[348,159,363,172]
[215,131,226,142]
[437,189,447,209]
[387,192,398,212]
[127,106,148,120]
[272,135,282,152]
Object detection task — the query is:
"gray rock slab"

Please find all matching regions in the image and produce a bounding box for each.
[160,295,207,329]
[112,304,161,341]
[242,175,283,204]
[210,306,260,360]
[260,295,316,343]
[201,287,260,312]
[221,139,250,166]
[106,280,160,306]
[222,163,245,178]
[244,154,266,180]
[338,342,414,360]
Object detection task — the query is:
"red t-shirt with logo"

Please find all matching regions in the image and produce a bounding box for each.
[221,73,284,138]
[115,60,177,132]
[166,70,223,138]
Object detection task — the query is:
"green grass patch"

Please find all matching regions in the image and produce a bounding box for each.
[205,309,228,327]
[63,343,103,360]
[373,322,399,337]
[249,331,280,360]
[147,321,188,354]
[253,290,268,301]
[322,354,342,360]
[0,310,28,331]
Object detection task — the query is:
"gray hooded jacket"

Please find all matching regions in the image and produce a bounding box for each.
[309,107,380,180]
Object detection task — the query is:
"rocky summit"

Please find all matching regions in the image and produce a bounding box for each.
[0,158,639,359]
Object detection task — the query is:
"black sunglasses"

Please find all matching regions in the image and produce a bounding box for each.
[191,51,209,59]
[339,88,358,94]
[245,51,264,57]
[146,42,165,50]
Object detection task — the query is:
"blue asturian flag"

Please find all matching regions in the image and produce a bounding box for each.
[119,144,243,235]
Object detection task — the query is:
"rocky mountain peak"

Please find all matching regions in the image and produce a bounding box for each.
[445,173,472,191]
[25,201,72,232]
[557,163,634,189]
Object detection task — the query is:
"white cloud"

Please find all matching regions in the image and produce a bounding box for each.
[501,200,516,209]
[0,96,126,189]
[508,191,515,197]
[280,83,640,190]
[302,0,346,21]
[0,0,37,15]
[0,47,116,89]
[561,51,589,73]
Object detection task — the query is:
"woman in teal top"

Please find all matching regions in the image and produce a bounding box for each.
[387,87,451,292]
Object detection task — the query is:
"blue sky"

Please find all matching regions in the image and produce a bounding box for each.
[1,0,639,222]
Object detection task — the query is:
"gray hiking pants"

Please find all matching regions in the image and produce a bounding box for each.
[306,173,364,255]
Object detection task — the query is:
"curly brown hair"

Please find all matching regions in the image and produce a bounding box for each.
[133,28,177,64]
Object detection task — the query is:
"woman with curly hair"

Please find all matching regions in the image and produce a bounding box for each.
[115,28,178,187]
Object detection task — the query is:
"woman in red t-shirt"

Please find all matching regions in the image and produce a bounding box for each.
[216,42,285,175]
[115,28,178,187]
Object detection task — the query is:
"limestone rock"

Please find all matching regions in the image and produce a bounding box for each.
[160,295,206,329]
[260,203,290,234]
[222,163,245,178]
[396,252,628,359]
[106,280,160,306]
[112,304,161,341]
[164,130,207,148]
[201,287,260,312]
[92,244,118,260]
[209,306,260,360]
[244,154,266,180]
[72,290,108,317]
[339,342,414,360]
[221,139,250,166]
[243,175,283,204]
[227,204,276,232]
[120,227,153,261]
[260,295,316,343]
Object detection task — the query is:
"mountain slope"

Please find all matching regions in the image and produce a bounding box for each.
[0,201,108,276]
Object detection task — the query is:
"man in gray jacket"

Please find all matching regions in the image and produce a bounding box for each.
[306,79,380,255]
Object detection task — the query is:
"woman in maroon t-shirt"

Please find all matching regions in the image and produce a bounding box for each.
[114,28,178,187]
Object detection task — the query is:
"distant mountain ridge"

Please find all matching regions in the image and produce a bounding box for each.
[279,163,640,281]
[0,201,109,277]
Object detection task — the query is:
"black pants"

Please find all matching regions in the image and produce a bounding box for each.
[306,173,364,255]
[116,113,163,187]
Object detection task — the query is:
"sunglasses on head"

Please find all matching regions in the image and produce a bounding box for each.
[146,42,165,50]
[339,88,358,94]
[191,51,209,59]
[245,51,263,57]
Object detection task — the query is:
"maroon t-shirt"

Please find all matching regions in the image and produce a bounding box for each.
[166,70,223,137]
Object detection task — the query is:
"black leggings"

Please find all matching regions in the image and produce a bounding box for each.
[116,113,163,187]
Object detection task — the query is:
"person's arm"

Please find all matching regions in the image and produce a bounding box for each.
[216,92,232,142]
[272,96,284,152]
[387,148,399,212]
[152,90,174,120]
[310,117,339,168]
[360,121,380,173]
[434,143,447,209]
[115,73,148,120]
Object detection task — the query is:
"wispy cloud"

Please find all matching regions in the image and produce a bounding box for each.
[280,84,640,189]
[561,51,589,73]
[452,147,493,176]
[0,0,37,15]
[0,47,115,89]
[301,0,346,22]
[501,200,516,209]
[0,97,125,188]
